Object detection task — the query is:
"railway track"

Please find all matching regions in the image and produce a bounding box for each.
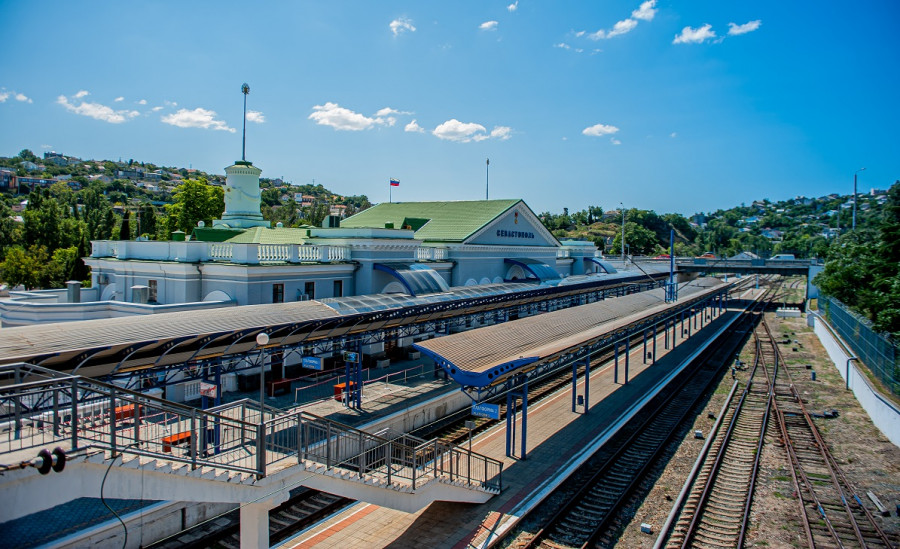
[660,290,893,549]
[664,308,776,548]
[147,488,352,549]
[766,314,893,549]
[503,278,770,548]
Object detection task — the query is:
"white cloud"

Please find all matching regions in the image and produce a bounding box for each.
[433,119,486,142]
[585,0,655,40]
[114,96,124,102]
[137,99,147,105]
[165,100,178,107]
[14,93,32,103]
[631,0,657,21]
[390,17,416,36]
[151,106,164,112]
[432,119,512,142]
[610,138,622,145]
[670,132,677,138]
[161,107,235,132]
[490,126,512,140]
[582,123,620,137]
[308,102,386,131]
[507,1,518,12]
[673,24,716,44]
[246,110,265,123]
[405,119,425,133]
[375,107,412,117]
[57,94,140,124]
[554,42,571,50]
[41,144,52,149]
[0,91,8,102]
[728,20,761,35]
[480,20,499,31]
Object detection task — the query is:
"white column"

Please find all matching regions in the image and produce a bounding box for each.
[240,503,271,549]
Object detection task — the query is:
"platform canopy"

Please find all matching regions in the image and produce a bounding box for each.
[414,279,726,390]
[585,257,618,274]
[504,258,561,282]
[374,262,450,296]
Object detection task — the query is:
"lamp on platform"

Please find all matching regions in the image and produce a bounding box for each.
[256,332,269,420]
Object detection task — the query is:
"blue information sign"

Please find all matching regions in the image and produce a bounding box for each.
[302,356,323,371]
[343,351,360,363]
[471,403,500,420]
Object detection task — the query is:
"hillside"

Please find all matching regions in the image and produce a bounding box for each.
[541,187,896,260]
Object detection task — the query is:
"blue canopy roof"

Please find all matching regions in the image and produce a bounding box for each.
[504,258,561,282]
[374,263,450,297]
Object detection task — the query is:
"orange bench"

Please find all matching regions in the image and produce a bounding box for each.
[333,382,356,402]
[114,404,138,421]
[162,431,192,452]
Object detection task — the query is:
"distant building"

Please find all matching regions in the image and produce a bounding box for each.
[19,161,41,172]
[0,168,16,192]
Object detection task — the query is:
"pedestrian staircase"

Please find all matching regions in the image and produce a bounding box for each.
[0,363,502,522]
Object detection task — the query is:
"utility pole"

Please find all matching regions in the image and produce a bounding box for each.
[853,167,866,230]
[620,202,626,265]
[241,83,250,161]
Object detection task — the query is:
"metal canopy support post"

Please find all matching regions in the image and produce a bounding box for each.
[505,378,529,459]
[664,319,669,350]
[571,361,578,413]
[344,355,352,409]
[652,323,657,364]
[614,341,620,384]
[643,329,648,364]
[625,337,631,384]
[584,355,590,413]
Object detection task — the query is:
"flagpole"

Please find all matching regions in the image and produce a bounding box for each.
[390,179,392,204]
[486,158,490,200]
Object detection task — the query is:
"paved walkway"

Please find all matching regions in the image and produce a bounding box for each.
[279,306,740,549]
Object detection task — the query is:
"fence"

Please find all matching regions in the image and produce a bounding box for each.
[819,295,900,396]
[292,363,432,405]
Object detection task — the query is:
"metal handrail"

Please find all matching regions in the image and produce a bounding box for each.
[1,368,503,491]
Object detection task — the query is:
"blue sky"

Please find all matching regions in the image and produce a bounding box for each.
[1,1,898,216]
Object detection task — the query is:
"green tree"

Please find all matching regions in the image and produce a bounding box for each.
[165,178,225,234]
[119,210,132,240]
[1,245,46,289]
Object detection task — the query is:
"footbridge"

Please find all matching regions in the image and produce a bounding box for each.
[670,257,821,277]
[0,362,501,547]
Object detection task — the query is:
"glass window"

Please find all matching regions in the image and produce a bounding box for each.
[333,280,343,298]
[304,281,315,300]
[273,283,284,303]
[148,280,158,302]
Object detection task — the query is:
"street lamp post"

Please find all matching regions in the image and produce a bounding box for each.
[620,202,626,266]
[256,332,269,419]
[853,167,866,230]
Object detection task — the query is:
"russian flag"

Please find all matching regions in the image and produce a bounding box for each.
[390,178,400,187]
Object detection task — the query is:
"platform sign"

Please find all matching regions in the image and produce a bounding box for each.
[471,403,500,420]
[199,381,218,398]
[342,351,360,363]
[302,356,323,371]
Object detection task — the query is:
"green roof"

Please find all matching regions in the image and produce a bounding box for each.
[341,199,521,242]
[224,226,310,244]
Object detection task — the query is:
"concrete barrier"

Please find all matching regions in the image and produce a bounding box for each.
[809,312,900,448]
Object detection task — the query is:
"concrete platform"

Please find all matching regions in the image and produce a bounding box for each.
[278,305,746,549]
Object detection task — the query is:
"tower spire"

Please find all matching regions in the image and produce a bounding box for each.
[241,83,250,162]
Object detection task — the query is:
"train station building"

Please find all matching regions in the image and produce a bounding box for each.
[0,158,616,327]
